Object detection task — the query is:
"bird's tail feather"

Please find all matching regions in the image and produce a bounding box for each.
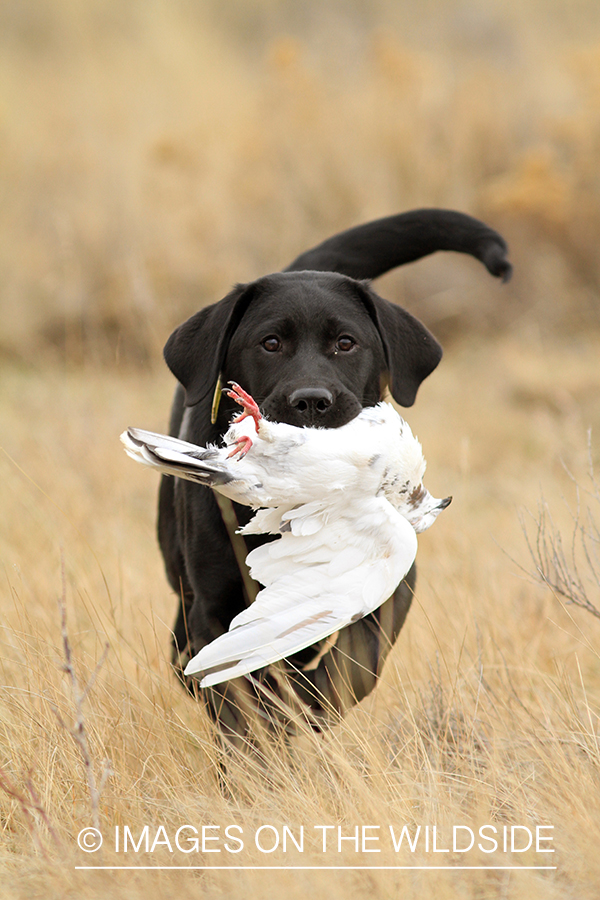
[121,427,233,486]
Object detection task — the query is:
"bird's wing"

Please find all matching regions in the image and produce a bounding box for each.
[184,567,388,687]
[184,499,418,687]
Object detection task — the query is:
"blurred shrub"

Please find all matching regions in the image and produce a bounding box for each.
[1,0,600,366]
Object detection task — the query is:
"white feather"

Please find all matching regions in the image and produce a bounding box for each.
[121,398,450,686]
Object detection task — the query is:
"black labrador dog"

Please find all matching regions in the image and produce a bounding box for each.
[158,209,511,737]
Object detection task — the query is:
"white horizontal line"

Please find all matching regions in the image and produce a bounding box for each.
[75,865,557,871]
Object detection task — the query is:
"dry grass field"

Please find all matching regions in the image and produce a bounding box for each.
[2,1,600,897]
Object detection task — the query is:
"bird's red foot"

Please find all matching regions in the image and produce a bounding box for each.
[226,435,253,459]
[226,382,262,432]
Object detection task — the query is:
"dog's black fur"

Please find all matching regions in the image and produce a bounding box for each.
[158,209,511,736]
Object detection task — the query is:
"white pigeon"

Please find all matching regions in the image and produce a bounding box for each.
[121,383,450,687]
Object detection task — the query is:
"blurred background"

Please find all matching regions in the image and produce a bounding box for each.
[2,0,600,368]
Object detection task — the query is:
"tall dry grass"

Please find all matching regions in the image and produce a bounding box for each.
[3,1,600,897]
[2,332,600,898]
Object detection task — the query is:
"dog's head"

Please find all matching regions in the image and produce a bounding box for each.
[164,271,442,429]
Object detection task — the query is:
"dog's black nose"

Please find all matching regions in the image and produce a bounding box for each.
[288,387,333,414]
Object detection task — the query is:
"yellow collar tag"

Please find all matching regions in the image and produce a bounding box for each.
[210,373,223,424]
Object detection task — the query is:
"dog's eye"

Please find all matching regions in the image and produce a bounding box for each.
[335,335,356,352]
[261,336,282,353]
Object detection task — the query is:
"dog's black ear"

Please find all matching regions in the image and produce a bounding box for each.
[357,283,443,407]
[164,283,256,407]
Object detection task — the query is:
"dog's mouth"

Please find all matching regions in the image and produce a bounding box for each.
[262,392,363,429]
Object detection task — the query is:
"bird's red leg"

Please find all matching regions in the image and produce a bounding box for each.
[224,383,262,459]
[226,435,253,459]
[226,382,262,432]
